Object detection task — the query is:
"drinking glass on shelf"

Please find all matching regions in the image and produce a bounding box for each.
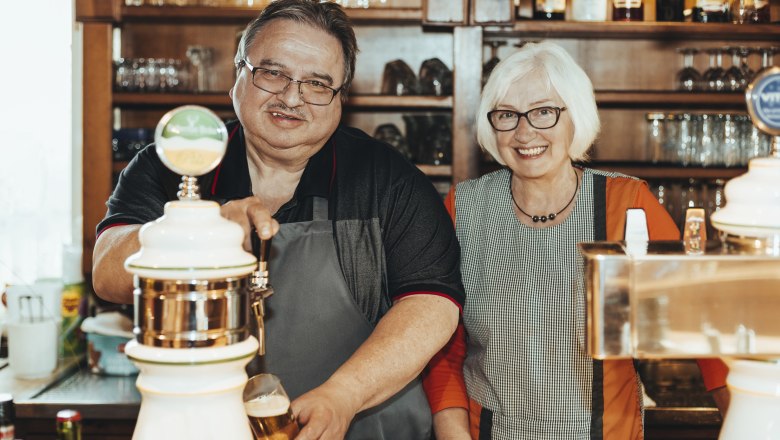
[696,114,716,167]
[676,113,698,166]
[662,113,679,163]
[721,47,747,92]
[756,46,778,75]
[185,45,213,93]
[730,0,757,23]
[708,114,726,166]
[737,47,755,84]
[676,48,702,92]
[482,41,507,87]
[721,114,741,167]
[114,58,132,91]
[133,58,148,92]
[702,48,726,92]
[646,113,666,163]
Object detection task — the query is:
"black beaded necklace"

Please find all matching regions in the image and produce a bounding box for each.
[510,169,579,223]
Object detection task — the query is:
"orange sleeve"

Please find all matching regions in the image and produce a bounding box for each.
[444,186,456,225]
[422,186,469,413]
[423,322,469,413]
[696,359,729,391]
[605,178,680,241]
[633,181,680,241]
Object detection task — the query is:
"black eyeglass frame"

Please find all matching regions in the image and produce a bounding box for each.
[239,59,343,106]
[487,106,567,131]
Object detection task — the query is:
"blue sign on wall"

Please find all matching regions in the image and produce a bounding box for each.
[747,67,780,135]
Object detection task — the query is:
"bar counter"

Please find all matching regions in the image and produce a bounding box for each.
[1,358,722,439]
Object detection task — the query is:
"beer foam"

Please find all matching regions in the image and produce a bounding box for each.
[244,394,291,418]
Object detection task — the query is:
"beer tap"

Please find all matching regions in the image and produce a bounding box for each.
[250,229,273,356]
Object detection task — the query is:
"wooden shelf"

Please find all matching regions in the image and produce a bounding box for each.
[481,161,747,180]
[345,95,452,109]
[118,5,422,24]
[114,160,451,177]
[113,92,452,110]
[486,21,780,40]
[113,91,743,110]
[417,164,452,176]
[582,162,747,180]
[595,91,748,109]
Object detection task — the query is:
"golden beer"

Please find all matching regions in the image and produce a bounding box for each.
[245,394,300,440]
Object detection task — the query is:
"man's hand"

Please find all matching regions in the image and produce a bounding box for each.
[291,380,360,440]
[220,196,280,250]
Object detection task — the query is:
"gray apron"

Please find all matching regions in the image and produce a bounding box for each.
[248,198,432,440]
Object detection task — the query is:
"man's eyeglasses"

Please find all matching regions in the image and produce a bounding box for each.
[240,59,342,106]
[487,106,567,131]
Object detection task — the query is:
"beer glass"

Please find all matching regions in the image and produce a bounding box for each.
[675,48,701,92]
[703,48,726,92]
[243,374,300,440]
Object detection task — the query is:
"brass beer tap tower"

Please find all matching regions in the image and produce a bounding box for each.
[580,68,780,439]
[122,106,270,439]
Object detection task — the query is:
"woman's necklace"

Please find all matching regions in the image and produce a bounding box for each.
[510,169,579,223]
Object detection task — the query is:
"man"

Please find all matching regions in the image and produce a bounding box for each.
[92,1,463,439]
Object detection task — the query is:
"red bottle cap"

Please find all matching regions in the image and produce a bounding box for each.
[56,409,82,422]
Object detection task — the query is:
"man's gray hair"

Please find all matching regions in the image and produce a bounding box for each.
[477,41,600,163]
[235,0,359,101]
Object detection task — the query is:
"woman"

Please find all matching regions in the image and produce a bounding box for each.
[422,41,728,439]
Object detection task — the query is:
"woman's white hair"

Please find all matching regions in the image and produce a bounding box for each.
[476,41,600,164]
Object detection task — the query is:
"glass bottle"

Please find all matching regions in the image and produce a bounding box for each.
[56,409,83,440]
[656,0,684,20]
[730,0,756,23]
[612,0,644,21]
[751,0,770,22]
[533,0,566,20]
[693,0,730,22]
[572,0,608,21]
[0,394,15,440]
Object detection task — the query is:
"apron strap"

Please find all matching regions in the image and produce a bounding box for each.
[590,172,607,440]
[313,197,328,221]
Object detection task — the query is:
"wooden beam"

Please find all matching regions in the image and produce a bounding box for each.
[452,26,482,184]
[76,0,121,23]
[81,22,114,275]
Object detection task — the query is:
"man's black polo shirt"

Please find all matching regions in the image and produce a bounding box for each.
[99,121,465,324]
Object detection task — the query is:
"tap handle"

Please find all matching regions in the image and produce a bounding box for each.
[252,299,266,356]
[250,227,271,265]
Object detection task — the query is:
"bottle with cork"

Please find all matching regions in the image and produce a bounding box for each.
[56,409,82,440]
[0,394,15,440]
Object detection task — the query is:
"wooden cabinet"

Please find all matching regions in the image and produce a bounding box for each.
[76,0,780,274]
